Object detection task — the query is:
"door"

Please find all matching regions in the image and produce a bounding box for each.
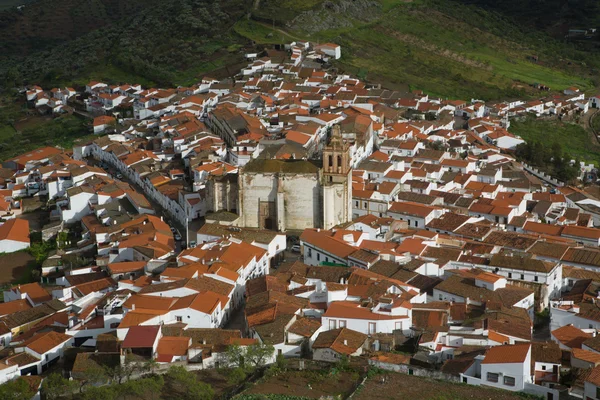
[368,322,376,334]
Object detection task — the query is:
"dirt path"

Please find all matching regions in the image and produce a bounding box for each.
[254,20,303,41]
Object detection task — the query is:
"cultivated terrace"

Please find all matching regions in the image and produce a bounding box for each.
[1,40,600,400]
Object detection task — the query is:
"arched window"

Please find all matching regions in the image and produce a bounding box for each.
[328,155,333,167]
[337,155,342,169]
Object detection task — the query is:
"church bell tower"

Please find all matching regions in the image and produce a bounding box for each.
[322,124,352,229]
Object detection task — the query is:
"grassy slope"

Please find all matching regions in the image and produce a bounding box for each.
[0,99,92,161]
[245,0,597,100]
[510,117,600,165]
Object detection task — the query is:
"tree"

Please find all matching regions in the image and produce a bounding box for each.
[227,367,247,385]
[80,386,116,400]
[107,357,138,384]
[42,373,75,400]
[144,358,159,375]
[245,343,275,368]
[551,142,563,165]
[79,365,108,393]
[116,375,163,400]
[0,378,35,400]
[223,343,246,369]
[165,366,213,400]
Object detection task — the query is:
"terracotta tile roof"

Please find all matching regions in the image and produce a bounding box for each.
[481,343,530,364]
[157,336,190,356]
[122,325,161,348]
[0,219,30,243]
[119,310,164,328]
[107,261,146,274]
[4,352,40,367]
[7,147,62,167]
[246,275,288,297]
[21,331,72,355]
[412,310,448,329]
[574,349,600,367]
[300,228,357,259]
[389,201,436,218]
[531,342,561,366]
[0,299,32,316]
[72,277,116,297]
[562,225,600,240]
[11,282,51,303]
[312,328,367,355]
[369,351,411,365]
[324,301,408,321]
[287,317,322,338]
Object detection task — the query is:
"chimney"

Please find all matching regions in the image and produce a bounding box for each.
[343,340,348,346]
[132,304,135,310]
[202,339,207,345]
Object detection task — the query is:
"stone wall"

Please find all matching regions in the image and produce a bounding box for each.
[239,172,322,230]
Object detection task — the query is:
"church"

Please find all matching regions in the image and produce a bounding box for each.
[238,125,352,231]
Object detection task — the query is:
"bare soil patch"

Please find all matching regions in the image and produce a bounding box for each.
[0,252,35,285]
[245,370,360,399]
[354,373,531,400]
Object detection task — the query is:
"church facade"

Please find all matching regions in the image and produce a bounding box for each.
[238,125,352,231]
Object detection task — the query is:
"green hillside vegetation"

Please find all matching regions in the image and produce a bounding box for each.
[248,0,600,99]
[0,97,91,160]
[0,0,250,88]
[1,0,599,100]
[510,116,600,166]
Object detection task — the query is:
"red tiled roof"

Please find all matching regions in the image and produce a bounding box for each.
[481,343,530,364]
[122,325,161,348]
[0,219,30,243]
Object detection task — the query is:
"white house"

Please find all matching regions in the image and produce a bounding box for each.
[312,328,367,362]
[0,219,30,253]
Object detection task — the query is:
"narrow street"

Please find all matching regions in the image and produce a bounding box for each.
[85,157,202,252]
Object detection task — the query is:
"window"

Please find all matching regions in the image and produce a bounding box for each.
[364,202,367,208]
[408,369,413,375]
[176,316,182,322]
[317,253,321,261]
[503,376,515,386]
[328,155,333,167]
[329,320,337,329]
[438,294,443,300]
[337,155,342,168]
[369,322,376,334]
[487,373,499,383]
[568,279,574,286]
[355,201,359,207]
[325,257,329,263]
[542,365,546,371]
[339,320,347,328]
[395,321,402,330]
[414,220,418,227]
[520,274,524,280]
[534,276,539,282]
[508,272,512,278]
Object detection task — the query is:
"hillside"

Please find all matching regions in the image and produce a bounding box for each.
[0,0,599,99]
[248,0,600,99]
[0,0,250,88]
